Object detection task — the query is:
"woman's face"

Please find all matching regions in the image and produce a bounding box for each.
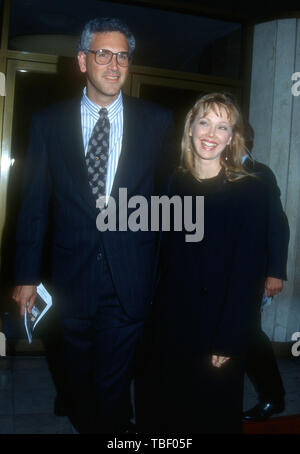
[189,106,233,164]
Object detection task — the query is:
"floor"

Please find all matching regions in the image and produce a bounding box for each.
[0,355,300,434]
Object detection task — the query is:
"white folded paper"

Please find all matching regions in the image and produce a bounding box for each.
[24,283,52,344]
[261,292,273,312]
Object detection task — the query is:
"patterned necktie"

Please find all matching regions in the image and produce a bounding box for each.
[85,107,110,203]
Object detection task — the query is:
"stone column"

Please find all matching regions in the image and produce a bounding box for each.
[249,18,300,342]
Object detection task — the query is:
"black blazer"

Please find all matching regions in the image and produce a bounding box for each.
[243,157,289,280]
[15,94,174,320]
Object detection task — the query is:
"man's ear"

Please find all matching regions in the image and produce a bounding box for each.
[77,52,87,73]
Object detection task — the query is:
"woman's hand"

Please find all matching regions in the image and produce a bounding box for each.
[211,355,230,368]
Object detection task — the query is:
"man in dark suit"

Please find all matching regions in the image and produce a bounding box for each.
[242,154,289,421]
[12,17,174,433]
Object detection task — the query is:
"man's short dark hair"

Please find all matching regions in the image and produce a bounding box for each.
[77,17,135,55]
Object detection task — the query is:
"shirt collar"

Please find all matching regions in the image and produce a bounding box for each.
[242,154,248,164]
[81,87,123,122]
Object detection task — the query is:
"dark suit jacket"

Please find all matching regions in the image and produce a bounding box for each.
[243,157,289,280]
[15,94,174,320]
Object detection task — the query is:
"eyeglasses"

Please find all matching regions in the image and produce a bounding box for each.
[85,49,131,67]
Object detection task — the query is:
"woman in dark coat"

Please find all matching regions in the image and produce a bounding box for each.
[143,93,271,434]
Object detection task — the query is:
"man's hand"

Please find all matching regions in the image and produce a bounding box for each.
[211,355,230,368]
[265,277,283,297]
[12,285,37,317]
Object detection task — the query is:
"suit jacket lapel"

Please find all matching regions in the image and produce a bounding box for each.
[110,95,138,202]
[61,95,140,217]
[61,98,98,217]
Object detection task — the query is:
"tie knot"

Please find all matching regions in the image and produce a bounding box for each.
[99,108,108,119]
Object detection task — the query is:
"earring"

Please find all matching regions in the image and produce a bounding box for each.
[224,145,230,161]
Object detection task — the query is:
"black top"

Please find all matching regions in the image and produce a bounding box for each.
[155,167,269,359]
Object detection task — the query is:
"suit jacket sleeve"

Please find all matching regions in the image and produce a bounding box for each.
[244,159,289,280]
[14,113,51,285]
[262,167,289,280]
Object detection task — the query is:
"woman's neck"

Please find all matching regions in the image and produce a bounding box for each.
[193,158,222,180]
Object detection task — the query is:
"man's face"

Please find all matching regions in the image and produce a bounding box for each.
[77,31,130,105]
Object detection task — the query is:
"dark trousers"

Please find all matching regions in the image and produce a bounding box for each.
[60,251,144,433]
[245,310,285,402]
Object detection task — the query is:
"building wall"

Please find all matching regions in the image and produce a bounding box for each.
[249,18,300,341]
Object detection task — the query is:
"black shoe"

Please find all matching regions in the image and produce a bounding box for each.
[243,400,285,422]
